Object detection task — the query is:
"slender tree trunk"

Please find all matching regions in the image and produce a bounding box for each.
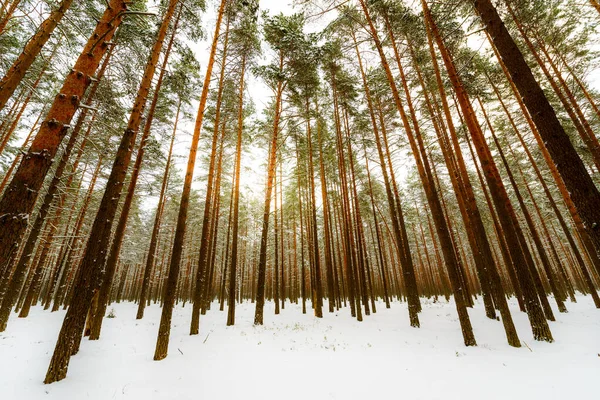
[0,105,42,195]
[226,53,246,326]
[52,148,104,312]
[44,0,179,383]
[295,141,307,314]
[0,122,82,331]
[190,13,231,332]
[0,41,57,155]
[380,17,479,344]
[351,27,419,326]
[0,0,21,37]
[254,52,285,325]
[89,7,181,340]
[154,0,227,360]
[488,38,600,304]
[423,0,553,342]
[273,157,280,315]
[136,103,179,319]
[305,100,323,318]
[480,99,565,314]
[315,103,335,313]
[410,37,518,335]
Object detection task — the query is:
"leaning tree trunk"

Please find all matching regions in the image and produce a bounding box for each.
[0,123,82,332]
[475,0,600,258]
[0,0,74,112]
[352,36,418,326]
[0,41,57,155]
[423,0,553,342]
[0,104,42,195]
[486,29,600,304]
[0,0,21,35]
[88,6,181,340]
[0,0,126,284]
[377,15,478,345]
[44,0,179,384]
[153,0,227,361]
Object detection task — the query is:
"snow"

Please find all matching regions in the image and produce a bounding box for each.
[0,296,598,400]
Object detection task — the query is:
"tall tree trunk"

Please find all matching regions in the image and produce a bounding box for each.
[488,38,600,302]
[306,100,323,318]
[89,7,181,340]
[409,37,518,332]
[44,0,179,383]
[0,105,42,195]
[316,103,336,313]
[154,0,227,360]
[0,123,83,331]
[378,16,479,344]
[273,156,280,315]
[190,12,231,332]
[0,0,21,36]
[136,102,179,319]
[0,40,57,155]
[423,0,553,342]
[254,52,285,325]
[227,53,246,326]
[480,98,566,314]
[52,148,104,312]
[295,140,307,314]
[351,32,419,325]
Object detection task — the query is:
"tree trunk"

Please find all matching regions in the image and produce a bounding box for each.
[305,100,323,318]
[89,6,181,340]
[0,0,126,287]
[154,0,227,360]
[44,0,179,383]
[226,53,246,326]
[477,0,600,259]
[0,123,82,332]
[0,0,21,36]
[254,52,285,325]
[190,12,231,332]
[136,102,179,319]
[351,32,419,325]
[423,0,553,342]
[0,41,57,155]
[0,0,74,112]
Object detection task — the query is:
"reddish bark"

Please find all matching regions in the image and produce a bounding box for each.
[0,0,127,290]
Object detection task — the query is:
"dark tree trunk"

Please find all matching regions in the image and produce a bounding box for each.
[477,0,600,258]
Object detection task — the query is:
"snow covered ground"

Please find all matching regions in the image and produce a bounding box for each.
[0,296,598,400]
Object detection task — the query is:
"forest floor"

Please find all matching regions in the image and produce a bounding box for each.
[0,296,598,400]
